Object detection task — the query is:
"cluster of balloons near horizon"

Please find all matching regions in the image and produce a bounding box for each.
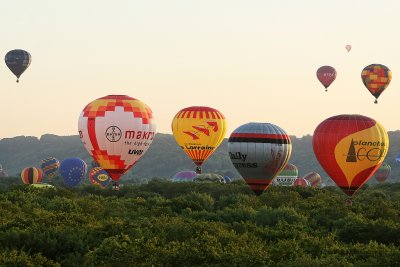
[316,63,392,104]
[273,163,322,188]
[61,92,392,199]
[20,156,112,189]
[4,49,31,83]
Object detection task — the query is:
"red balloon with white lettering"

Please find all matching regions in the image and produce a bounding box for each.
[316,66,337,92]
[78,95,156,189]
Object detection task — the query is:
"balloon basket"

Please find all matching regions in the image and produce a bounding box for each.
[112,181,120,191]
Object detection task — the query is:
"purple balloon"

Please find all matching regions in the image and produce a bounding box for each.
[172,171,197,182]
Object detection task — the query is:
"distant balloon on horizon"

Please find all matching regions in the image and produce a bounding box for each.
[345,45,352,52]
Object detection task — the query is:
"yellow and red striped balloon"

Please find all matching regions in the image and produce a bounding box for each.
[172,106,227,172]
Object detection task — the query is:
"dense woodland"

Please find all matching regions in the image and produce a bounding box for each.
[1,178,400,266]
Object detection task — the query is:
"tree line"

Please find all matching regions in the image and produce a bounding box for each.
[1,180,400,266]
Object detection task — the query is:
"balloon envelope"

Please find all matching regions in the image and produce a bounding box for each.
[275,163,298,186]
[396,153,400,163]
[316,66,337,91]
[59,158,87,187]
[345,45,352,52]
[193,173,225,183]
[374,163,391,183]
[171,106,227,171]
[21,167,43,184]
[228,122,292,195]
[40,157,60,179]
[293,177,309,187]
[303,171,322,187]
[361,64,391,103]
[78,95,156,182]
[89,167,111,188]
[224,176,232,183]
[30,183,55,189]
[5,49,31,82]
[172,171,197,182]
[313,114,388,197]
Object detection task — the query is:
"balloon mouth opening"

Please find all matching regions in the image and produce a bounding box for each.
[103,170,124,181]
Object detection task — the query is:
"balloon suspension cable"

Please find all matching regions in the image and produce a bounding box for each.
[374,99,378,104]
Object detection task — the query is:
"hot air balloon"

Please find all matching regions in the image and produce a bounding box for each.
[172,171,198,183]
[374,163,391,183]
[345,45,352,52]
[30,183,55,189]
[40,157,60,181]
[316,66,337,92]
[21,167,43,184]
[313,114,388,199]
[59,158,87,187]
[274,163,298,186]
[171,106,227,174]
[5,49,31,82]
[303,171,322,187]
[89,167,111,188]
[78,95,156,190]
[0,164,8,178]
[193,173,225,183]
[228,122,292,196]
[396,153,400,163]
[224,176,232,183]
[361,64,391,104]
[293,177,309,187]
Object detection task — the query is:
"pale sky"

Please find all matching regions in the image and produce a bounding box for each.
[1,0,399,139]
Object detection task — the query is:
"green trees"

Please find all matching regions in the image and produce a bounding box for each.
[1,181,400,266]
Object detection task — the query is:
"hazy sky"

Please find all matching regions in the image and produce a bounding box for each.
[1,0,399,139]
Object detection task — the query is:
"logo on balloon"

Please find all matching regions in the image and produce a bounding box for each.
[184,121,219,140]
[345,139,386,162]
[97,174,109,182]
[105,126,122,142]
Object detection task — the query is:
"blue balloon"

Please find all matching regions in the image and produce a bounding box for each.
[396,153,400,163]
[59,158,87,187]
[224,176,232,183]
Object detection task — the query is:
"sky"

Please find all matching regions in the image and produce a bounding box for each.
[1,0,399,139]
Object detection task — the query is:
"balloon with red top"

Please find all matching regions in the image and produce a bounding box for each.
[313,114,388,197]
[374,163,391,183]
[78,95,156,190]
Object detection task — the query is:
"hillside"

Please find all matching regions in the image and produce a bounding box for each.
[1,132,400,184]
